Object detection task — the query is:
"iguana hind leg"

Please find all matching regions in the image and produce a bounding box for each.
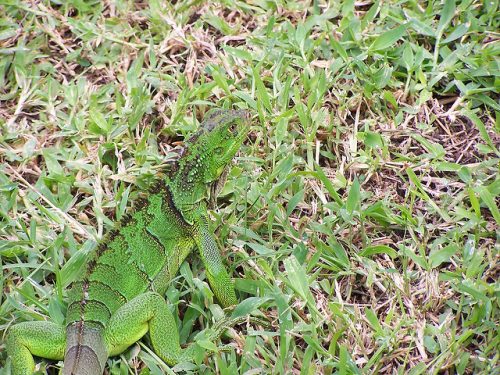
[104,292,250,367]
[6,321,65,375]
[104,292,200,365]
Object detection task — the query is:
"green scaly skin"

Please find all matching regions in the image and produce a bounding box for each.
[6,109,251,375]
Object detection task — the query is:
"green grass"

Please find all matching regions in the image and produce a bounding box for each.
[0,0,499,374]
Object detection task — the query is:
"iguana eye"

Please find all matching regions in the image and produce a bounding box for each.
[228,123,238,135]
[214,147,224,155]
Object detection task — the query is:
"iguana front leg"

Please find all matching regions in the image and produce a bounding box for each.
[6,321,66,375]
[193,212,237,308]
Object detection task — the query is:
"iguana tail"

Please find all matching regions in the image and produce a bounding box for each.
[63,322,108,375]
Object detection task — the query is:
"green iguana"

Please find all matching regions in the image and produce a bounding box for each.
[6,109,252,375]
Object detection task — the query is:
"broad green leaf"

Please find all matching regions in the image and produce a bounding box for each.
[61,241,95,287]
[408,363,427,375]
[383,90,398,109]
[211,69,230,95]
[360,245,398,259]
[412,134,445,159]
[442,23,469,44]
[223,46,252,61]
[90,107,110,133]
[330,38,349,61]
[457,280,489,303]
[346,178,360,215]
[253,67,271,112]
[402,43,415,71]
[196,340,218,352]
[437,0,456,37]
[361,1,380,30]
[365,308,383,333]
[462,109,499,155]
[312,164,343,205]
[231,297,272,318]
[475,186,500,225]
[369,24,407,52]
[245,242,274,255]
[283,256,317,314]
[42,150,64,176]
[400,245,428,269]
[429,244,457,268]
[364,131,384,149]
[287,189,304,216]
[424,335,439,353]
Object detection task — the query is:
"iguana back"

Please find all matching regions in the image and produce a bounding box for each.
[64,183,194,374]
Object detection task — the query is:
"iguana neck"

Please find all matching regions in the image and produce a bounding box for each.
[169,164,210,224]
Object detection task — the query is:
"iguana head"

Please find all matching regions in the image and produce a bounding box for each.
[171,109,251,222]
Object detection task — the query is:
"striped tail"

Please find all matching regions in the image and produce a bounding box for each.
[63,322,108,375]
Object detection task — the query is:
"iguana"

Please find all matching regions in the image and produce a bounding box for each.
[6,109,252,375]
